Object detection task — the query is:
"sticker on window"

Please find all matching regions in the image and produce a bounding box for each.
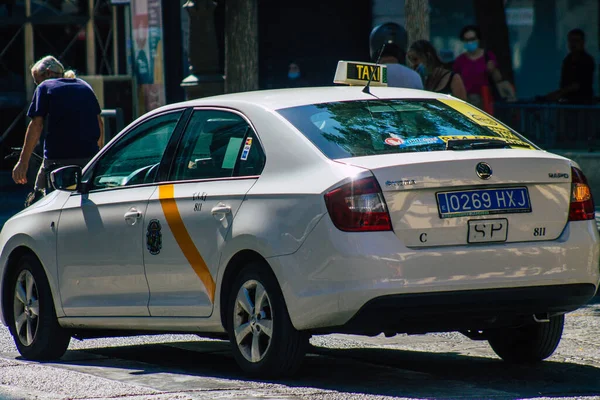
[384,136,445,147]
[437,99,501,128]
[240,144,251,160]
[385,137,402,146]
[436,99,534,149]
[438,135,532,148]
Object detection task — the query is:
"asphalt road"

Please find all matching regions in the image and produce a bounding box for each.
[0,299,599,399]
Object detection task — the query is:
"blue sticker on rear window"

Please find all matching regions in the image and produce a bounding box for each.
[240,144,251,160]
[385,136,445,147]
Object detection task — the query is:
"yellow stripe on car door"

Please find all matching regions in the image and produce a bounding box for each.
[159,184,216,303]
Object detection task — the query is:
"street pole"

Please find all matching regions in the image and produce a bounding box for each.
[24,0,34,100]
[87,0,96,75]
[112,4,119,74]
[124,4,133,77]
[180,0,224,99]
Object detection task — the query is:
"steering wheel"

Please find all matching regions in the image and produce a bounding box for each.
[143,163,160,184]
[122,165,152,186]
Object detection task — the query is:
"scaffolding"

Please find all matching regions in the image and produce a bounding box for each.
[0,0,122,148]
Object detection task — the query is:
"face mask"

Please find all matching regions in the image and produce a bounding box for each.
[464,41,479,53]
[415,63,427,79]
[288,71,300,80]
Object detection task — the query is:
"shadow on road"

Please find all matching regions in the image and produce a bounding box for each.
[35,338,600,399]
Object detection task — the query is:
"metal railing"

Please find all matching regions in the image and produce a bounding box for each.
[494,102,600,150]
[100,108,125,145]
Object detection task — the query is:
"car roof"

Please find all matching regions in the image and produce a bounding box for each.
[155,86,450,115]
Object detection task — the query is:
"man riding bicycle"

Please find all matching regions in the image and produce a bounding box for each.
[12,55,104,201]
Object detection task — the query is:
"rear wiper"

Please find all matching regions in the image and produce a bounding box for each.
[446,139,511,150]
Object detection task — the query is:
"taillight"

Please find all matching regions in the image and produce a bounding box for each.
[324,176,392,232]
[569,166,595,221]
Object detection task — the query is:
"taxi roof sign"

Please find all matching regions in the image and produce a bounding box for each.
[334,61,388,87]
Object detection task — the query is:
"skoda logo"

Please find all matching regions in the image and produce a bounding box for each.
[476,162,492,180]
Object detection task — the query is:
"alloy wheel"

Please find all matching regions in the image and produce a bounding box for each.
[13,270,40,346]
[233,279,273,363]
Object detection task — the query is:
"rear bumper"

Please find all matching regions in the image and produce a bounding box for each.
[333,283,597,335]
[270,217,600,331]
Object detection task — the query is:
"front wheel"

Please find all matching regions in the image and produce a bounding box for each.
[227,262,308,377]
[487,314,564,363]
[8,254,70,360]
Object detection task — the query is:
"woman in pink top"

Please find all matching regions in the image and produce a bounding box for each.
[453,25,504,110]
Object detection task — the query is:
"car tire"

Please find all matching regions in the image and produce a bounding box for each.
[226,262,309,378]
[487,314,564,363]
[7,254,70,361]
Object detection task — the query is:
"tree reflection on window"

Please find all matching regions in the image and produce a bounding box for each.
[279,100,501,159]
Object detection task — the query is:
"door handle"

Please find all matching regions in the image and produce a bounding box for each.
[124,208,142,225]
[211,204,232,215]
[211,204,231,221]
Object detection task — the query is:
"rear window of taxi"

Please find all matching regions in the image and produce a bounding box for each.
[276,99,533,159]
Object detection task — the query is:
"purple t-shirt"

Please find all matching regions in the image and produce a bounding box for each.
[453,51,496,95]
[27,78,101,160]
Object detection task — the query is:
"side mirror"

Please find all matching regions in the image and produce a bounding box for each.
[51,165,82,192]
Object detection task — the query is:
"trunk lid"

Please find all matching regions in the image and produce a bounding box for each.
[337,149,572,247]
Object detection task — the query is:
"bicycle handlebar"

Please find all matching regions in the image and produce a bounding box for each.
[3,147,44,162]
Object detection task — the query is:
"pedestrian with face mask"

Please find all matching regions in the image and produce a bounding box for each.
[12,55,104,201]
[453,25,513,112]
[408,40,466,100]
[285,62,309,88]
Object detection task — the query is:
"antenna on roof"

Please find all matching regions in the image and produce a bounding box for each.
[362,43,386,95]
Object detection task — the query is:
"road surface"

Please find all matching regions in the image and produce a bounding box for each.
[0,299,599,399]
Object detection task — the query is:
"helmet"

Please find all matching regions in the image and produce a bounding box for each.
[369,22,408,61]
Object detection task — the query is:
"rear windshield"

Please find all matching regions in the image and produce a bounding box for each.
[277,99,532,159]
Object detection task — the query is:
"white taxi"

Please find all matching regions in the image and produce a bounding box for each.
[0,62,598,377]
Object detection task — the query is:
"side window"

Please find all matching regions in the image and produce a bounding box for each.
[170,110,260,181]
[234,130,265,177]
[86,111,182,190]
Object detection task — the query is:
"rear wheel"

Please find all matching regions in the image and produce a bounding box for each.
[8,254,70,360]
[487,315,564,363]
[227,262,308,377]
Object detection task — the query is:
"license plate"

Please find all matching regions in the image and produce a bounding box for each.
[467,218,508,243]
[436,187,531,218]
